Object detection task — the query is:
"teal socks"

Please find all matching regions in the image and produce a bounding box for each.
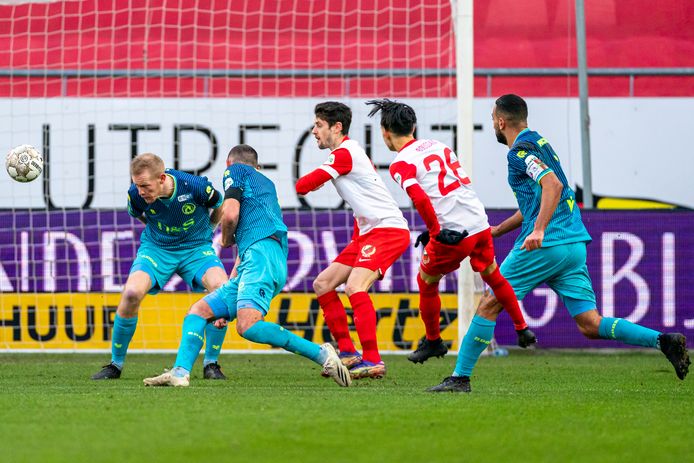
[111,314,138,368]
[598,317,659,348]
[174,314,207,372]
[243,321,322,364]
[453,315,496,377]
[203,323,227,367]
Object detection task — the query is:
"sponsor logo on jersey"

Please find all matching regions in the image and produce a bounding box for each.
[325,154,335,165]
[567,198,575,212]
[422,249,430,265]
[177,193,192,202]
[516,150,527,158]
[224,177,233,190]
[202,250,215,256]
[361,244,376,258]
[537,137,549,147]
[394,172,402,186]
[182,203,196,215]
[206,185,212,194]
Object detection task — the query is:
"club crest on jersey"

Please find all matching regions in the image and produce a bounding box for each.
[394,173,402,186]
[326,154,335,165]
[361,244,376,258]
[422,249,430,265]
[224,177,233,190]
[182,203,196,215]
[177,193,192,202]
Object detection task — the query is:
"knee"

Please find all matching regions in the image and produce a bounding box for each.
[312,277,333,297]
[344,282,363,297]
[208,279,225,292]
[577,316,602,339]
[118,288,145,317]
[418,271,440,287]
[186,300,213,319]
[477,294,503,319]
[236,316,256,337]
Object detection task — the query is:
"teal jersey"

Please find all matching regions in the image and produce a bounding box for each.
[223,164,288,256]
[506,129,592,249]
[127,169,223,250]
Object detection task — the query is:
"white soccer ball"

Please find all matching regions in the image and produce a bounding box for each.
[6,145,43,182]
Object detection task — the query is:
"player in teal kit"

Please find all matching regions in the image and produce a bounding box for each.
[92,153,230,381]
[143,144,351,387]
[428,94,690,392]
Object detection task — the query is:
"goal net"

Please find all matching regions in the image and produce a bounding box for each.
[0,0,481,353]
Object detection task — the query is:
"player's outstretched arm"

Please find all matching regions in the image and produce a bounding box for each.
[297,147,352,195]
[492,210,523,238]
[295,168,333,195]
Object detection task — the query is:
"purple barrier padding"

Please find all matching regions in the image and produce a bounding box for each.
[1,209,693,347]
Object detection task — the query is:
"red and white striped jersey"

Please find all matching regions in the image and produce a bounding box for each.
[319,138,408,235]
[389,139,489,236]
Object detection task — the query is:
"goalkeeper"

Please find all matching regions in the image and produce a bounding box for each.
[143,144,351,388]
[92,153,229,381]
[367,99,535,365]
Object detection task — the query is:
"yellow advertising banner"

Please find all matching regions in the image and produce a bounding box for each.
[0,293,461,351]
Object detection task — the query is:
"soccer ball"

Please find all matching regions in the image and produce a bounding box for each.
[6,145,43,182]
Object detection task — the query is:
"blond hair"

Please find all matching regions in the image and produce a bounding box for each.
[130,153,165,177]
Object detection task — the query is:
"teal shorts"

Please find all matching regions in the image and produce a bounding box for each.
[130,241,224,295]
[500,241,597,317]
[204,237,288,320]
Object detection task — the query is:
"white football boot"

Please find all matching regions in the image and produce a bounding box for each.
[143,370,190,387]
[320,343,352,387]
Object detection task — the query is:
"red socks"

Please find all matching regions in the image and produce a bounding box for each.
[348,291,381,363]
[317,291,356,353]
[482,267,528,330]
[416,274,442,340]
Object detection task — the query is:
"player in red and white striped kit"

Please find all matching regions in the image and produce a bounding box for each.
[296,101,410,379]
[366,99,536,363]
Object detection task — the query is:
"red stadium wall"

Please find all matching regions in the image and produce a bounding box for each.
[0,0,692,97]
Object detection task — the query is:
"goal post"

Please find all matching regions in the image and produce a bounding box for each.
[453,0,477,350]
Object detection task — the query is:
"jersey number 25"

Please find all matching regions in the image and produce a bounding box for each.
[423,148,470,196]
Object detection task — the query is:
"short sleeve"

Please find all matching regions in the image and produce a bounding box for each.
[223,164,248,200]
[126,185,145,217]
[192,175,223,208]
[508,147,553,183]
[318,147,352,178]
[389,160,418,190]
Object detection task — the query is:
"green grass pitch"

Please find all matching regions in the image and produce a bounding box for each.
[0,351,691,463]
